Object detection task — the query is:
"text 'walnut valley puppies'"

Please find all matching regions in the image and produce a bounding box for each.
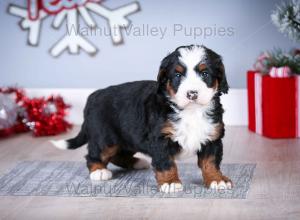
[51,45,232,193]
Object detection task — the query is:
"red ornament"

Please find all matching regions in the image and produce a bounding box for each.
[23,96,72,136]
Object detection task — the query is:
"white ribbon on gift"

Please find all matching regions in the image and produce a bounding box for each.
[254,73,263,135]
[297,76,300,137]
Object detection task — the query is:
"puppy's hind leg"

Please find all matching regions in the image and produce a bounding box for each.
[87,144,119,181]
[110,149,150,170]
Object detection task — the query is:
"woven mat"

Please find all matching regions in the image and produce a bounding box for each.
[0,161,256,199]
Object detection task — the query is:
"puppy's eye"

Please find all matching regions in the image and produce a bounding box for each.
[201,71,208,78]
[175,73,182,78]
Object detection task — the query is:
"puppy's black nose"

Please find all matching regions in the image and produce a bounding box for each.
[187,90,198,100]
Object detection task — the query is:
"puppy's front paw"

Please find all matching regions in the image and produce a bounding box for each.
[159,183,183,193]
[209,180,232,190]
[90,169,112,181]
[207,176,232,190]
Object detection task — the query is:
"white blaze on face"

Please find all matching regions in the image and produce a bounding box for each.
[171,46,216,108]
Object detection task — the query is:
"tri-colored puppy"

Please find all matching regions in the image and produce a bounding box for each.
[52,45,232,193]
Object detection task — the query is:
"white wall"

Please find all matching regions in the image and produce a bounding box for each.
[1,0,298,89]
[26,88,248,125]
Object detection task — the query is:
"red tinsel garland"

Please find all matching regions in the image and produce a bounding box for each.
[0,87,72,137]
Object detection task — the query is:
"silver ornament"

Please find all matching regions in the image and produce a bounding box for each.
[0,93,18,129]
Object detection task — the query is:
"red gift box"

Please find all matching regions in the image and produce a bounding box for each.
[247,71,300,138]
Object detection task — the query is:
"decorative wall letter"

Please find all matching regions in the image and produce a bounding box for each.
[8,0,141,57]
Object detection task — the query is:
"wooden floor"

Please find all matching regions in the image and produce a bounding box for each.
[0,126,299,220]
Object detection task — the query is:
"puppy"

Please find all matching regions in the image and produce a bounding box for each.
[52,45,232,193]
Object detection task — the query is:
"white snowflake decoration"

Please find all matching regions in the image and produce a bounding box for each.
[8,0,140,57]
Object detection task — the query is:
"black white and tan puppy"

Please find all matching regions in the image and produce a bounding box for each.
[51,45,232,193]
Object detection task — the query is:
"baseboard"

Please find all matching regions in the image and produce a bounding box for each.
[26,88,248,126]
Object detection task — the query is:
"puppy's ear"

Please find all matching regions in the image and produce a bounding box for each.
[157,51,178,94]
[157,69,167,84]
[157,67,168,95]
[204,47,229,94]
[216,60,229,94]
[157,53,172,85]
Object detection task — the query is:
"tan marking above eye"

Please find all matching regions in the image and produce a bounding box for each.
[199,64,207,71]
[175,65,184,73]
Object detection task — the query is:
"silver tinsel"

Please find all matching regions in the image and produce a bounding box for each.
[0,94,18,129]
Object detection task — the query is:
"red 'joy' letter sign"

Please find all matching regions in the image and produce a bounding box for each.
[28,0,40,20]
[28,0,101,20]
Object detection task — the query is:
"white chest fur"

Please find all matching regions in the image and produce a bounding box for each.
[171,103,218,159]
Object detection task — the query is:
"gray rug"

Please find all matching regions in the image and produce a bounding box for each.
[0,161,255,199]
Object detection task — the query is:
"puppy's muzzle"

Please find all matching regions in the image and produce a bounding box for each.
[187,90,198,100]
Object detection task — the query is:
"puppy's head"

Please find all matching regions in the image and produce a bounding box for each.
[157,45,228,108]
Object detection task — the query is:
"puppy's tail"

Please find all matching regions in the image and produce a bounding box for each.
[50,125,87,150]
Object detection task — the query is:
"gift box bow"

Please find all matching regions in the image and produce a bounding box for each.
[269,66,291,78]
